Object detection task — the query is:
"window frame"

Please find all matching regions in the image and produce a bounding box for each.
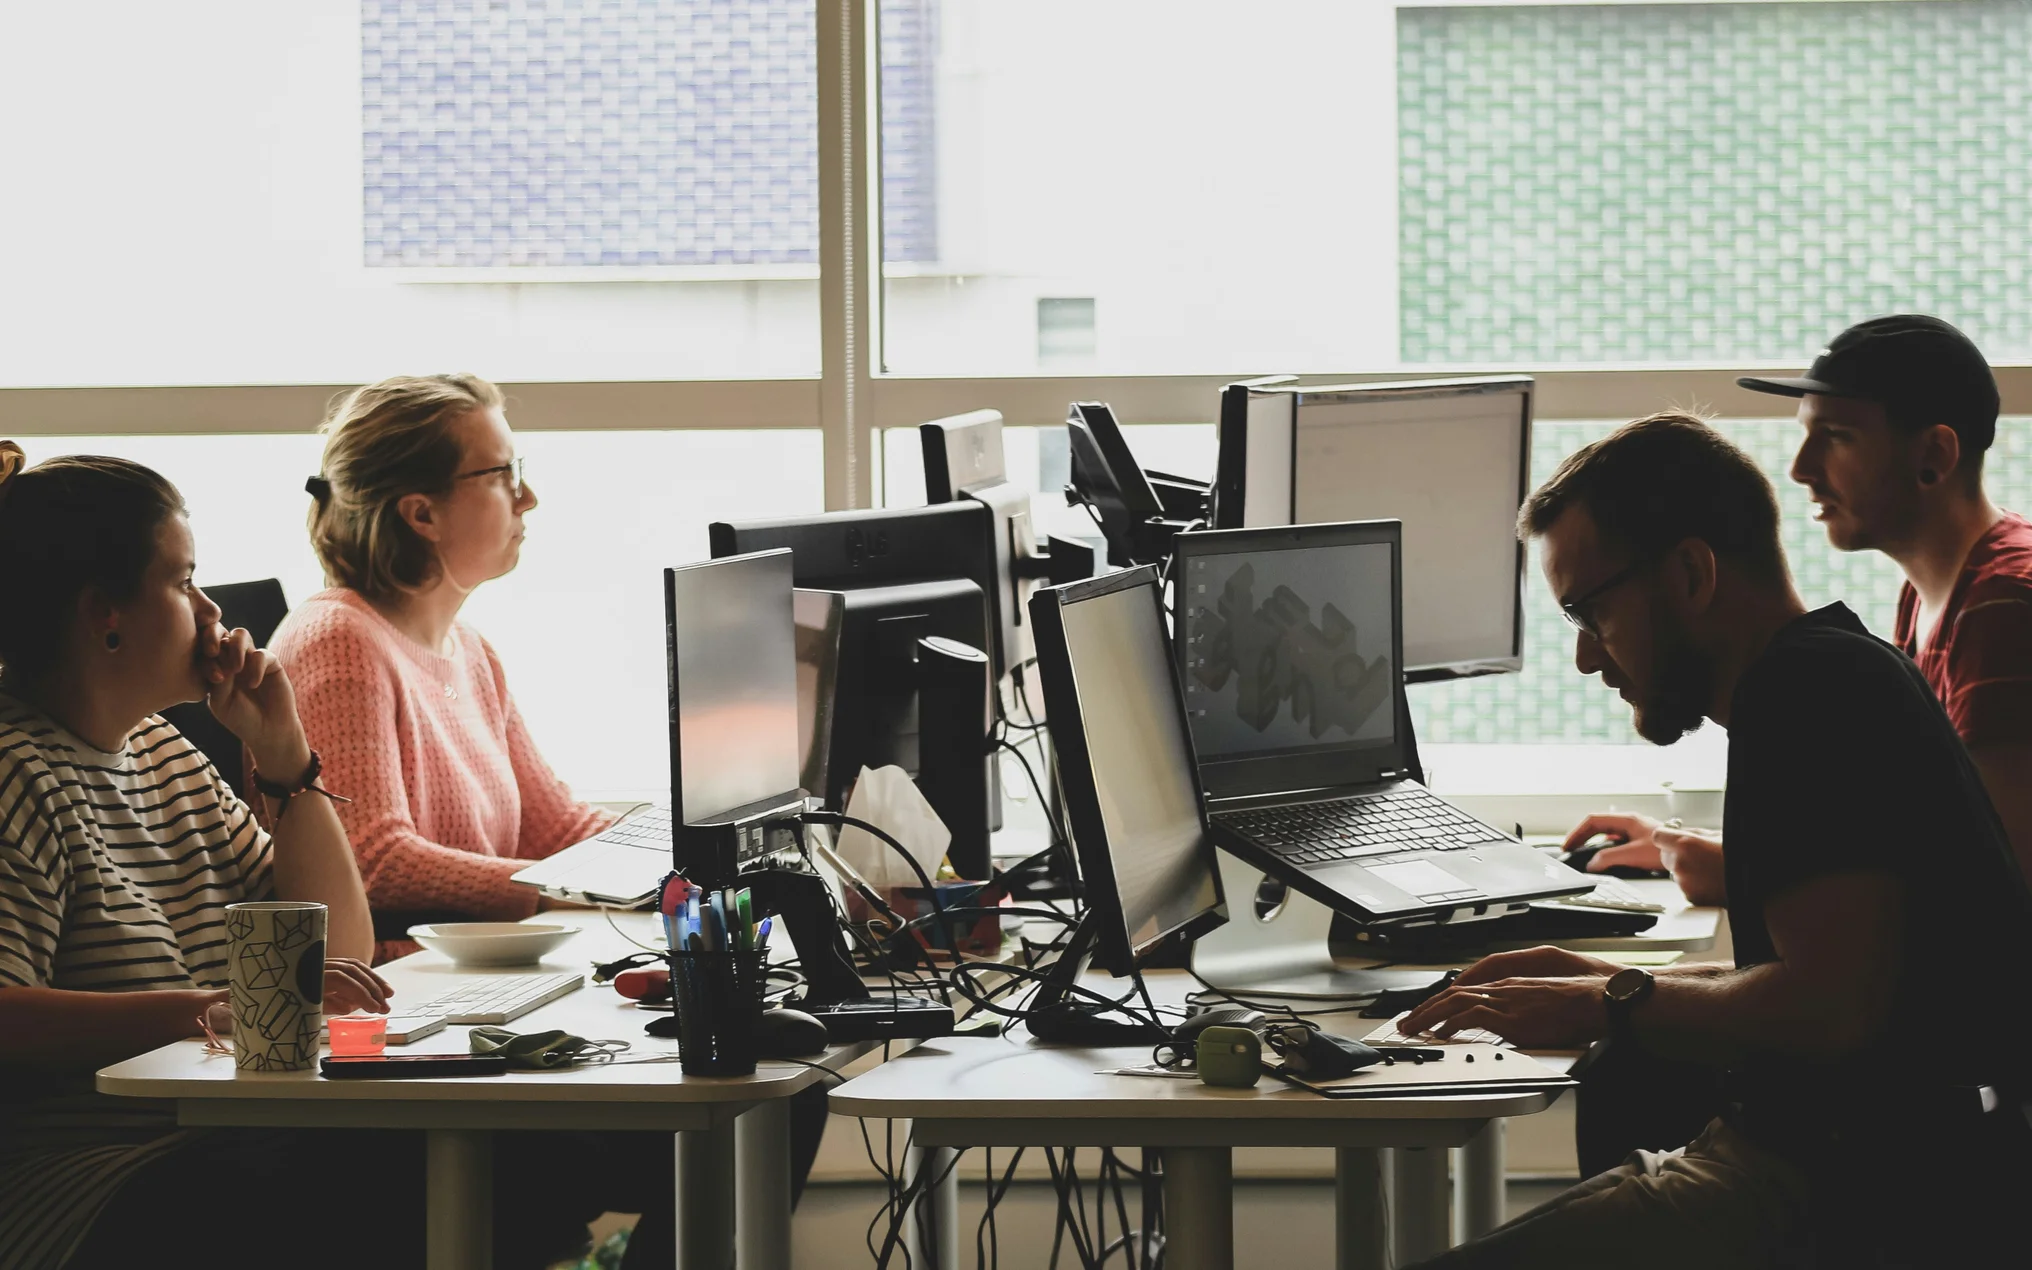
[3,0,2027,813]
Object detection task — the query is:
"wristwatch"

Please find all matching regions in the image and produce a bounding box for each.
[1603,967,1656,1029]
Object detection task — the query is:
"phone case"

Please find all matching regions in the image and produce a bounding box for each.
[319,1054,509,1079]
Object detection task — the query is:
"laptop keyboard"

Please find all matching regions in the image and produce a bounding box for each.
[595,804,672,850]
[1218,787,1507,867]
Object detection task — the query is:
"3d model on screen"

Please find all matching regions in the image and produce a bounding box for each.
[1191,563,1392,738]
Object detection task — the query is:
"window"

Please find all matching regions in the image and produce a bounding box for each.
[1399,1,2032,364]
[0,2,824,386]
[14,429,823,797]
[876,1,1400,376]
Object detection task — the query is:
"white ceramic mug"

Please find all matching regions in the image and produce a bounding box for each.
[225,901,327,1072]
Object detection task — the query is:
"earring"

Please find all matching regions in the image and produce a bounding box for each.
[1920,469,1940,486]
[104,631,121,651]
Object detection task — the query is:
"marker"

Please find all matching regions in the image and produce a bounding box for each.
[754,916,774,950]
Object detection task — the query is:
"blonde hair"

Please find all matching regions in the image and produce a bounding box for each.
[308,374,504,601]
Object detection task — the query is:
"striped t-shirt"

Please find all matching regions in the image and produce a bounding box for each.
[0,692,272,1270]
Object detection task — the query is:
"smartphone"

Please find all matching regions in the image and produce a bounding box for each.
[320,1054,508,1080]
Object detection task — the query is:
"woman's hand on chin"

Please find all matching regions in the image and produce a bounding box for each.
[203,626,312,778]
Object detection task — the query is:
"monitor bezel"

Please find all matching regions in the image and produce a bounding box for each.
[1171,520,1409,801]
[1028,565,1228,975]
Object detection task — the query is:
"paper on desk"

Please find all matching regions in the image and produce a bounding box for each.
[1099,1063,1201,1080]
[837,765,950,889]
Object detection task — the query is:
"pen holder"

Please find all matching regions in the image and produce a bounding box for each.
[667,948,768,1076]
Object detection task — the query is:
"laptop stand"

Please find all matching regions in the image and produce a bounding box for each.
[1190,849,1447,1001]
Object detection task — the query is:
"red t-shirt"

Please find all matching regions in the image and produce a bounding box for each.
[1894,510,2032,748]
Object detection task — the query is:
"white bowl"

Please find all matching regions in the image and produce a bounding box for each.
[407,922,578,968]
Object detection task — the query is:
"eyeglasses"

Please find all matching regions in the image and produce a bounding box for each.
[456,456,525,500]
[1557,553,1657,639]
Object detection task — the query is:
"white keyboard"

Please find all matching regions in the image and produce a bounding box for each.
[1559,876,1667,913]
[410,972,585,1025]
[1363,1012,1510,1048]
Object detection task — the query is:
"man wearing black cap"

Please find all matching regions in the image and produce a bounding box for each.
[1574,316,2032,892]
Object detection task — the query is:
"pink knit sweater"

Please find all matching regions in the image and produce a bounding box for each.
[265,589,615,955]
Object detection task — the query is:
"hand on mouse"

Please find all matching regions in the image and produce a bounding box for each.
[1562,811,1664,872]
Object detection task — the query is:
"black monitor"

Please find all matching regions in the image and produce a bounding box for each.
[1211,375,1532,681]
[664,550,807,887]
[1065,401,1212,568]
[1028,566,1228,1016]
[709,503,1001,880]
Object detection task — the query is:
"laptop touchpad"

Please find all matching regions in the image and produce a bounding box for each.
[1367,859,1470,900]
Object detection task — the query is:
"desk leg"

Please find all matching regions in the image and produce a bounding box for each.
[1391,1145,1451,1264]
[1163,1146,1234,1270]
[677,1121,736,1270]
[425,1128,492,1270]
[1454,1119,1506,1242]
[737,1101,792,1270]
[904,1143,960,1270]
[1335,1147,1389,1270]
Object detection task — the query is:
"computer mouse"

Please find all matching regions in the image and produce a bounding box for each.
[1560,839,1670,881]
[754,1007,830,1058]
[1171,1004,1267,1041]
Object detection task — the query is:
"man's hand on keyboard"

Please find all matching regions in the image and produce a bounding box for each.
[1456,944,1622,986]
[1399,961,1615,1050]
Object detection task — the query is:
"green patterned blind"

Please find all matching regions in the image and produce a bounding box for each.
[1399,1,2032,365]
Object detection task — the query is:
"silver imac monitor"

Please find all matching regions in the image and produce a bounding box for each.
[1212,376,1531,681]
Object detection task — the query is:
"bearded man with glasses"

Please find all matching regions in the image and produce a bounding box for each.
[1396,413,2032,1269]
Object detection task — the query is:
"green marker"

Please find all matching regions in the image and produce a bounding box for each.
[734,888,755,949]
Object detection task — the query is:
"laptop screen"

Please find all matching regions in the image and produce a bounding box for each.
[1175,522,1404,792]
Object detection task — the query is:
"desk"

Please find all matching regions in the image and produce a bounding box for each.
[831,971,1567,1270]
[97,915,873,1270]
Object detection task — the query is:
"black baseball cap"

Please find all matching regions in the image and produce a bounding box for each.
[1737,315,2000,454]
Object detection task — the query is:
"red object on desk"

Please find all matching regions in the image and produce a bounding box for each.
[614,966,672,1001]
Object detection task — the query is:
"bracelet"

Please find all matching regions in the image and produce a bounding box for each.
[251,749,352,818]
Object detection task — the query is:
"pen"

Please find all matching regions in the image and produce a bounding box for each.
[755,916,774,950]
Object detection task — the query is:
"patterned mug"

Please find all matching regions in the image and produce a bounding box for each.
[225,901,327,1072]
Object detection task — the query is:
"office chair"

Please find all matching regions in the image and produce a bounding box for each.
[160,578,290,800]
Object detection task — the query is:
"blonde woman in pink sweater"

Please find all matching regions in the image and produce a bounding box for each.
[269,375,616,962]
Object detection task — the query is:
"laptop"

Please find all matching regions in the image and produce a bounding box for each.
[513,575,841,906]
[1172,520,1589,923]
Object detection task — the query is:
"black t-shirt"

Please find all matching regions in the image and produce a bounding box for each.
[1722,603,2032,1125]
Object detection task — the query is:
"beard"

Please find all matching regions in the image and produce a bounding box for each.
[1630,621,1713,746]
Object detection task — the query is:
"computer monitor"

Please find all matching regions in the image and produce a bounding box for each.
[921,409,1035,678]
[1066,401,1213,568]
[709,503,1001,879]
[1211,375,1532,681]
[665,550,805,885]
[792,588,845,800]
[1028,566,1228,979]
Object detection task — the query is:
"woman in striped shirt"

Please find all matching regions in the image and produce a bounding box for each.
[0,443,396,1270]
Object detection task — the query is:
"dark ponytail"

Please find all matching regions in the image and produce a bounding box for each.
[0,444,187,680]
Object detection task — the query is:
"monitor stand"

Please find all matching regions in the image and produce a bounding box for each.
[1025,914,1170,1045]
[1191,849,1447,1001]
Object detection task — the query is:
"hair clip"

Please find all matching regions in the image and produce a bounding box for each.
[304,475,332,499]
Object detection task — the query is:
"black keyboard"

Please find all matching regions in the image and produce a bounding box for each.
[1217,787,1507,867]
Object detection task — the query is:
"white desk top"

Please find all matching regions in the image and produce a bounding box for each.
[97,913,868,1120]
[832,1035,1562,1124]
